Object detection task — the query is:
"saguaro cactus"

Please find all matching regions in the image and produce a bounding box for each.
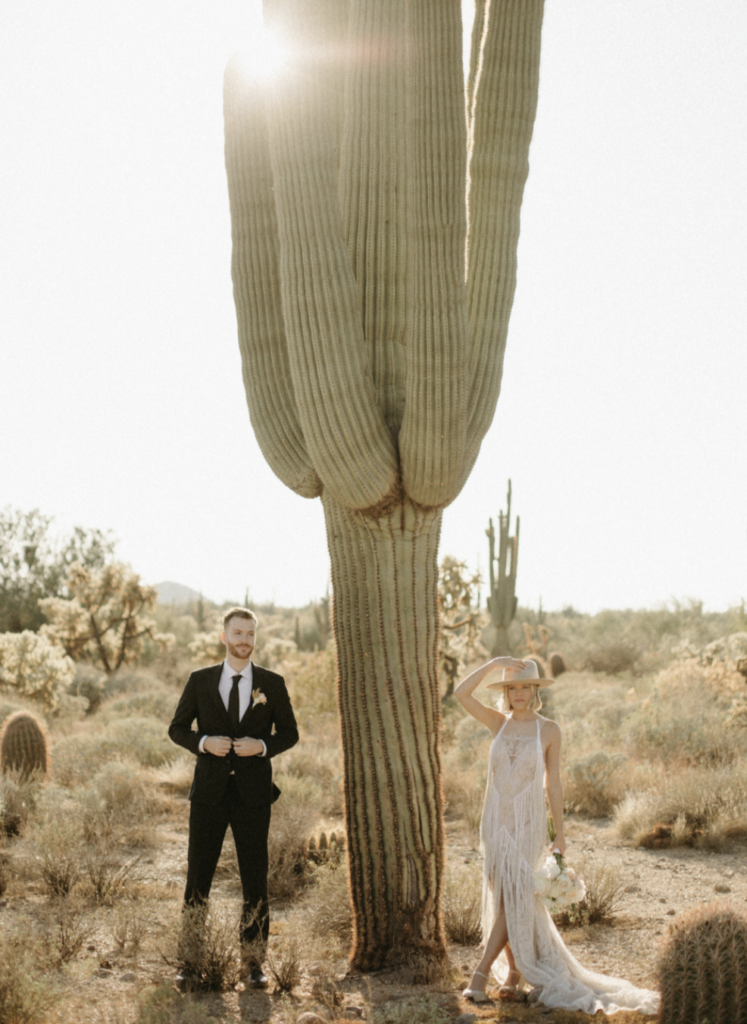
[224,0,544,970]
[486,480,520,656]
[0,710,49,780]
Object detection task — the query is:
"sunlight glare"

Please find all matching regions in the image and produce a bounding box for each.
[246,29,291,83]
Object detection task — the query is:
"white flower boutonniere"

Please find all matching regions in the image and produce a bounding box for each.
[252,688,267,706]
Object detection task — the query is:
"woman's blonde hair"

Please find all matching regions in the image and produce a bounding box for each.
[498,683,542,714]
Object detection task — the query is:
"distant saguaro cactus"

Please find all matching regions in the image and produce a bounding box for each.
[224,0,544,971]
[486,481,520,656]
[657,902,747,1024]
[0,710,49,780]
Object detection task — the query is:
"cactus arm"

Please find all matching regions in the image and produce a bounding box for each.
[463,0,545,473]
[338,2,408,443]
[398,0,469,508]
[224,59,323,499]
[260,0,400,513]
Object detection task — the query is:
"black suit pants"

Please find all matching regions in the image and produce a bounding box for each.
[184,777,271,956]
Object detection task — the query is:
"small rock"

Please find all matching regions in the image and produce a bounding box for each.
[86,945,96,952]
[659,897,666,903]
[297,1014,328,1024]
[715,883,732,893]
[343,1010,364,1021]
[121,972,136,983]
[95,969,114,979]
[625,884,641,894]
[0,899,7,909]
[456,1014,478,1024]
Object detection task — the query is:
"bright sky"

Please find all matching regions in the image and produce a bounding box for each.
[1,1,745,614]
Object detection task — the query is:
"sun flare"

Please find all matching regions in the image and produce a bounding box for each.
[244,29,291,83]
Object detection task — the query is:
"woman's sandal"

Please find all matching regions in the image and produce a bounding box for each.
[498,969,525,1002]
[462,969,491,1003]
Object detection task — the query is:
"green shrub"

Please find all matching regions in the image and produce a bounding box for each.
[52,717,174,787]
[99,690,176,724]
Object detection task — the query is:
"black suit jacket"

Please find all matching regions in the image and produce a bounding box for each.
[168,662,299,807]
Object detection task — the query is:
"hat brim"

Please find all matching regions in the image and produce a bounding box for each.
[485,676,555,690]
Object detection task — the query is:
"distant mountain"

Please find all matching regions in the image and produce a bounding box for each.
[155,581,208,605]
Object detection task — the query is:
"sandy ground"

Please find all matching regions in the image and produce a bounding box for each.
[4,799,746,1024]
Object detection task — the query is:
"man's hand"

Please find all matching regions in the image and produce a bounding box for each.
[233,737,264,757]
[204,735,232,756]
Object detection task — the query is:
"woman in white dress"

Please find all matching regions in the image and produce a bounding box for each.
[455,657,658,1015]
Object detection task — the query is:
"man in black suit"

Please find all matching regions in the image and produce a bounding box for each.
[169,607,298,987]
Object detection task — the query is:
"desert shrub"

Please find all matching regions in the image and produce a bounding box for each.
[265,934,303,993]
[104,669,164,698]
[0,844,10,896]
[163,904,242,992]
[293,859,352,945]
[112,900,147,956]
[563,751,626,817]
[0,923,54,1024]
[153,752,194,797]
[52,717,174,787]
[441,764,484,833]
[582,641,639,676]
[553,857,626,926]
[30,809,85,896]
[268,774,325,900]
[442,859,482,945]
[83,841,141,903]
[276,725,343,815]
[78,761,160,845]
[0,630,74,712]
[626,660,744,765]
[137,982,215,1024]
[373,995,450,1024]
[0,768,43,836]
[614,762,747,848]
[279,644,338,716]
[40,896,95,964]
[99,690,176,724]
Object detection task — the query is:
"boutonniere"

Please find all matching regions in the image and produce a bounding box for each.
[252,688,267,706]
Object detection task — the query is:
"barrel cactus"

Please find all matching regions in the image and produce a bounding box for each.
[224,0,544,970]
[657,902,747,1023]
[0,710,49,780]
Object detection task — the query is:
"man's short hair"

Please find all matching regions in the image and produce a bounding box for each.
[222,607,258,629]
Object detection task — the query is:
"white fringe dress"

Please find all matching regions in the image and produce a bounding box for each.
[480,717,659,1015]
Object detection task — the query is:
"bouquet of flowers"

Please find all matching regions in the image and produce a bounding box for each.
[533,851,586,912]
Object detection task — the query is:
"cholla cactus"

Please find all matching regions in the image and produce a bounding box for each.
[657,902,747,1024]
[0,630,74,712]
[0,710,49,780]
[224,0,544,970]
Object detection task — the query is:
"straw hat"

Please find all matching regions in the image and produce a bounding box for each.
[485,660,555,690]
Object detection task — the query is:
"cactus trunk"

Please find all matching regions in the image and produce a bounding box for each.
[324,494,445,972]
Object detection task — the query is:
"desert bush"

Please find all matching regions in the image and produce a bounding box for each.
[293,859,352,946]
[613,762,747,848]
[0,630,74,712]
[66,664,107,714]
[163,904,242,992]
[656,901,747,1024]
[441,763,485,833]
[0,923,54,1024]
[78,761,160,845]
[41,896,95,965]
[104,668,165,699]
[265,933,303,993]
[137,982,215,1024]
[563,751,626,817]
[553,857,626,926]
[267,774,325,900]
[84,841,141,904]
[52,717,174,787]
[99,690,176,724]
[279,644,338,717]
[31,809,85,896]
[112,900,147,956]
[0,768,43,836]
[626,659,744,766]
[0,844,10,896]
[582,641,639,676]
[442,859,482,945]
[153,752,194,798]
[276,724,343,816]
[373,995,450,1024]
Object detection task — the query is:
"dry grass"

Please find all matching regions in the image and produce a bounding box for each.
[563,750,627,817]
[162,904,242,992]
[265,933,303,993]
[553,856,627,927]
[442,859,482,945]
[291,859,352,949]
[40,896,95,965]
[0,924,54,1024]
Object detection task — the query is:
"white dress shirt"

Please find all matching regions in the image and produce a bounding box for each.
[198,661,266,755]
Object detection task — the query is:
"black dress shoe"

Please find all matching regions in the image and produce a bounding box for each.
[248,968,269,988]
[175,970,199,993]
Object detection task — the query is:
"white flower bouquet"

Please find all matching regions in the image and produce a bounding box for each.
[533,852,586,912]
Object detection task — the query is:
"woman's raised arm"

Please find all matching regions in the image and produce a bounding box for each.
[455,656,528,735]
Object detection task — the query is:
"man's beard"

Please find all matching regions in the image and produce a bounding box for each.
[227,641,253,660]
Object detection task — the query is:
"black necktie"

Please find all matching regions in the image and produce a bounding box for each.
[229,673,242,736]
